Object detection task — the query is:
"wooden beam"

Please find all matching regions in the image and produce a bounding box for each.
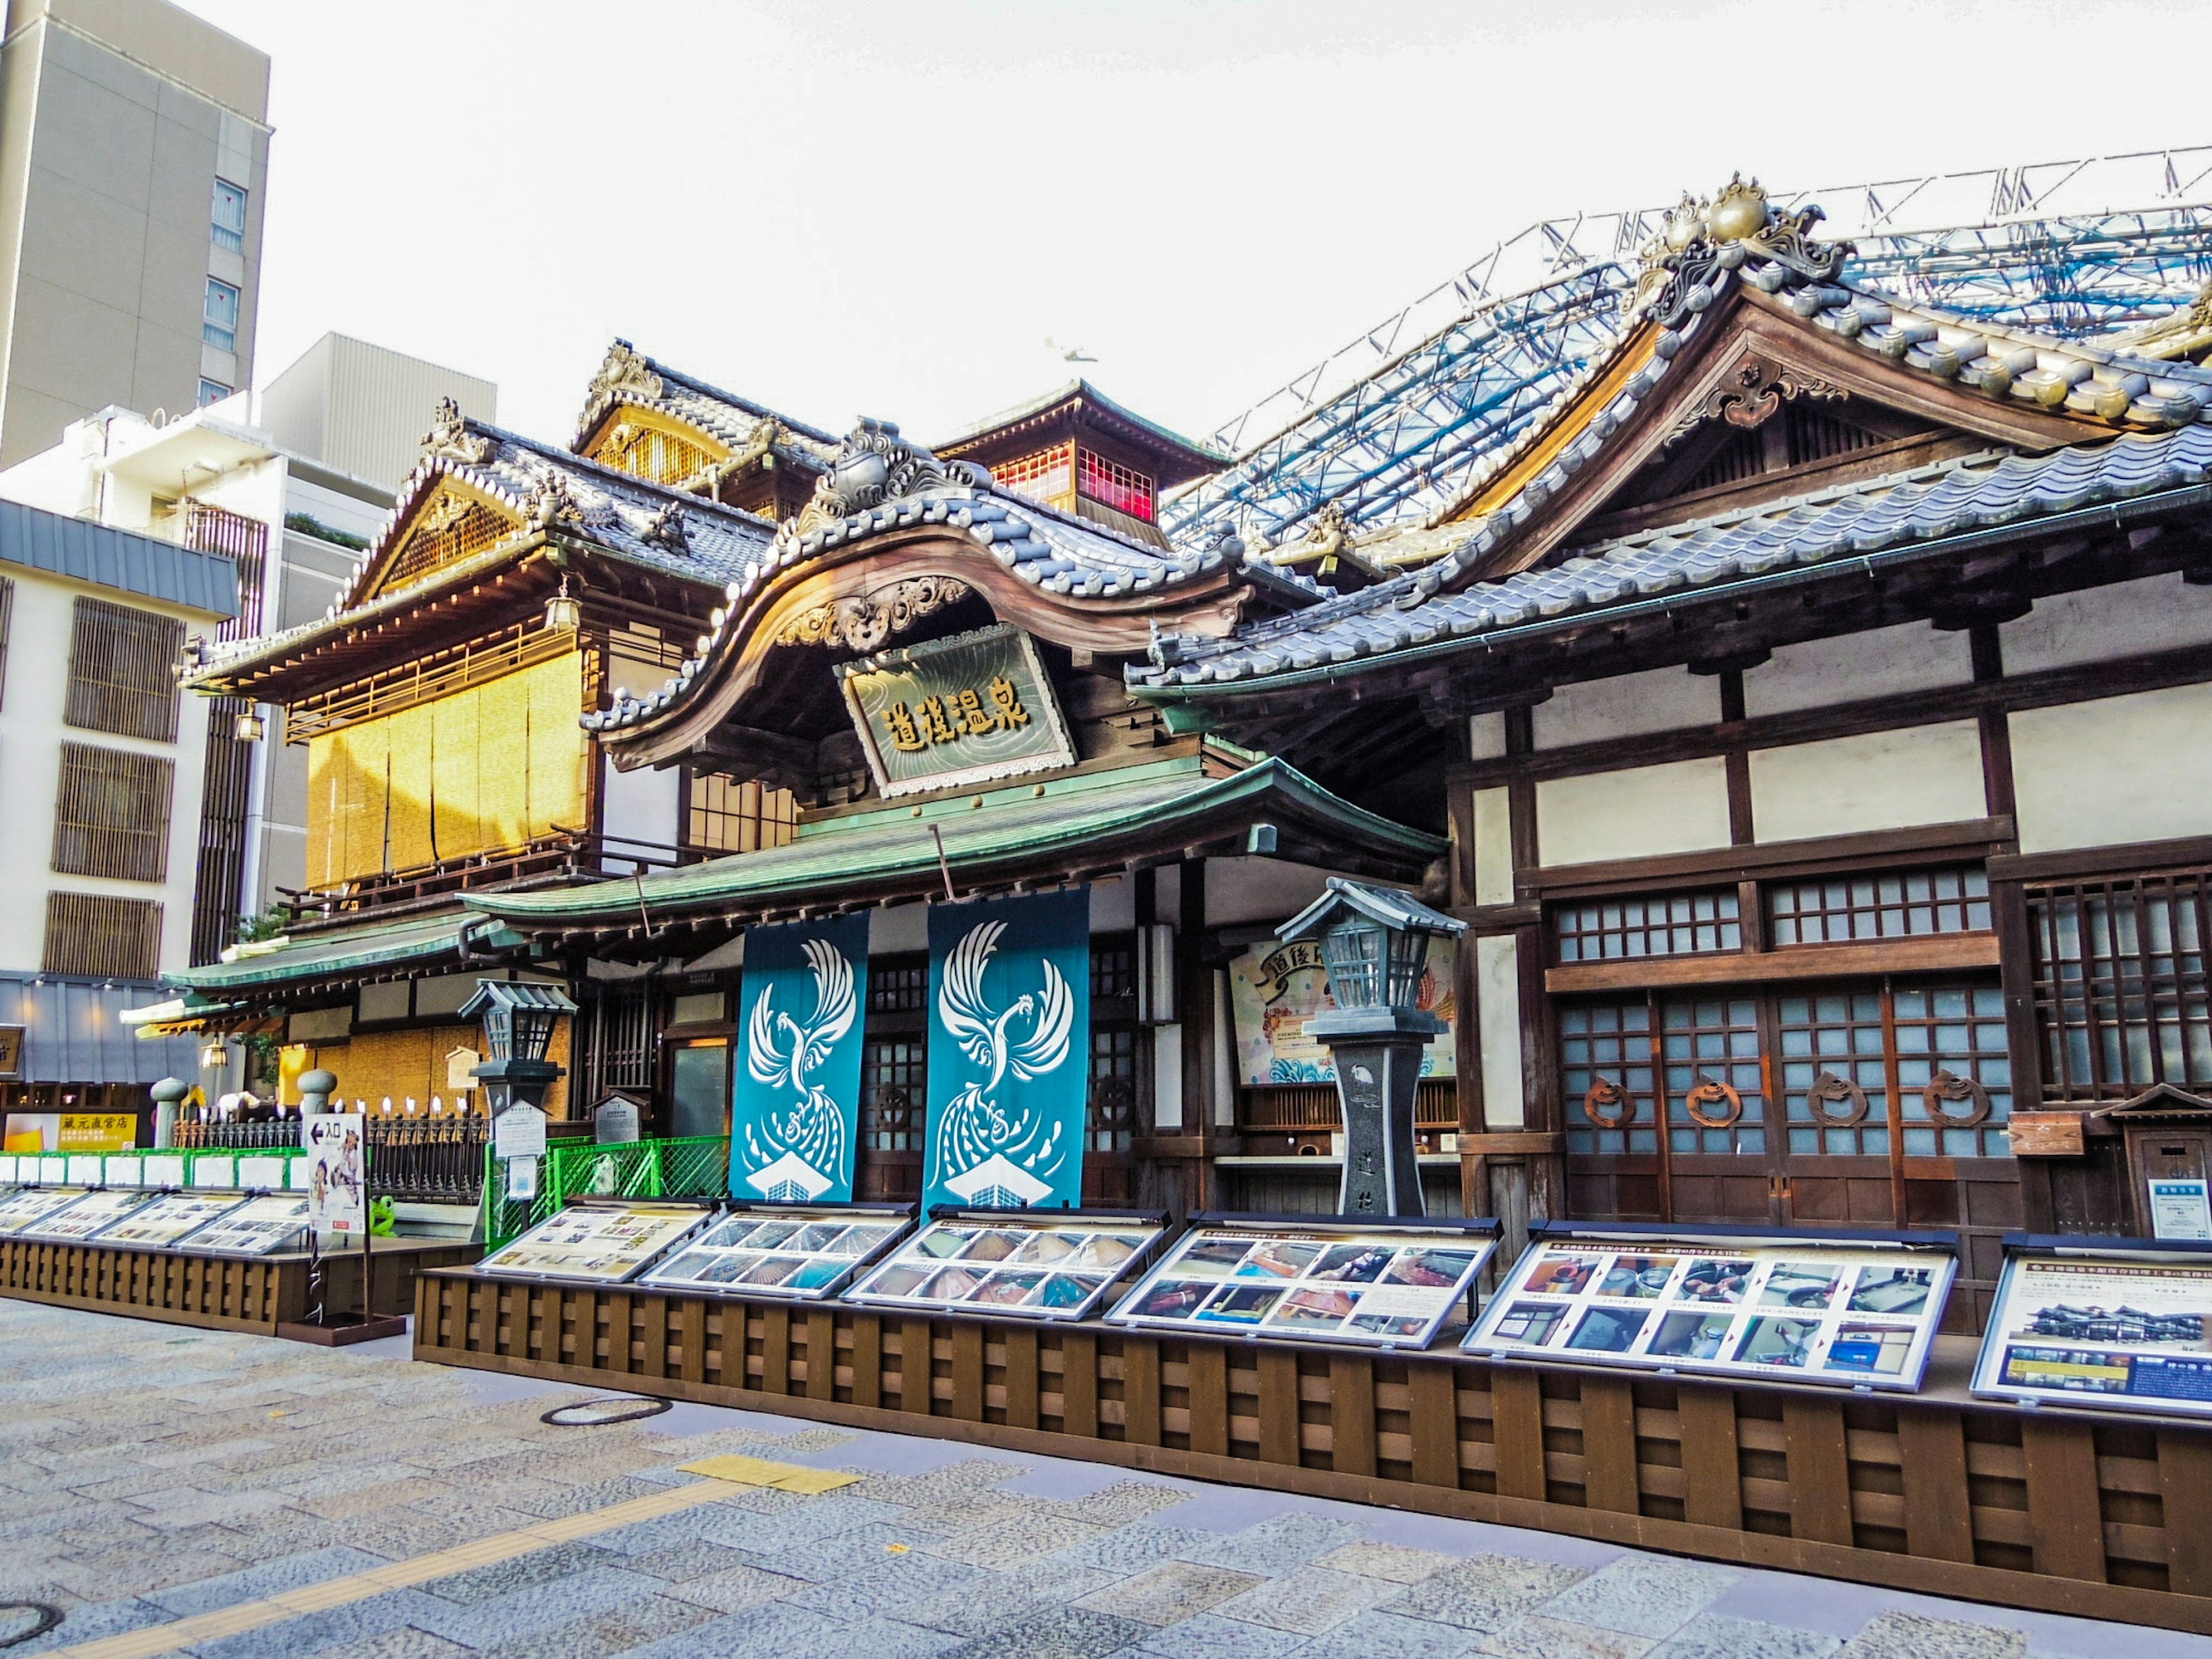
[1546,932,2001,994]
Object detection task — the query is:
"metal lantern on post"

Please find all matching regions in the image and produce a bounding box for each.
[1275,878,1467,1218]
[460,980,577,1115]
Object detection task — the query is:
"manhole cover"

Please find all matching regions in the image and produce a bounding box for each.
[0,1602,62,1649]
[540,1396,672,1427]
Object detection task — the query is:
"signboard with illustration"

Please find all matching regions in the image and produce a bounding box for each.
[836,624,1075,797]
[730,915,869,1203]
[1972,1241,2212,1417]
[303,1114,368,1242]
[921,888,1091,1213]
[1228,935,1456,1085]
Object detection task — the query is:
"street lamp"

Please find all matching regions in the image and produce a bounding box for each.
[459,980,577,1115]
[1275,878,1467,1218]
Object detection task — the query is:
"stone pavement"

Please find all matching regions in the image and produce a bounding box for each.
[0,1300,2206,1659]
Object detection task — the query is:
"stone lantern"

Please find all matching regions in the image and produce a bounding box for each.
[1275,878,1467,1217]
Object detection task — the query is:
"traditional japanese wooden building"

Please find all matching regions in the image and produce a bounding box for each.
[164,179,2212,1330]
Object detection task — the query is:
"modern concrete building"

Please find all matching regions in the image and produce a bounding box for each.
[262,332,497,493]
[0,0,271,468]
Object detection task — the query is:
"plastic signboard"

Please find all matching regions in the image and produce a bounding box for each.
[303,1116,367,1241]
[92,1192,251,1248]
[1972,1234,2212,1417]
[182,1195,313,1256]
[13,1189,158,1242]
[640,1202,914,1300]
[65,1155,103,1185]
[104,1155,143,1188]
[237,1154,291,1192]
[1108,1214,1499,1350]
[142,1154,188,1189]
[1464,1222,1958,1392]
[844,1208,1167,1321]
[0,1154,16,1183]
[189,1155,236,1189]
[478,1201,713,1284]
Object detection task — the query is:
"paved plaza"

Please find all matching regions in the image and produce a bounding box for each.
[0,1301,2202,1659]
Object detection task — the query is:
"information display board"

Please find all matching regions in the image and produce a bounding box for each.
[94,1192,250,1248]
[0,1185,88,1235]
[15,1189,158,1242]
[1108,1214,1499,1350]
[1972,1236,2212,1416]
[639,1202,911,1300]
[0,1154,17,1183]
[181,1195,313,1256]
[1464,1223,1957,1392]
[478,1201,713,1284]
[843,1209,1167,1321]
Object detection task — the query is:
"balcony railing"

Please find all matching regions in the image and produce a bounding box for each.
[276,830,703,928]
[173,1113,493,1205]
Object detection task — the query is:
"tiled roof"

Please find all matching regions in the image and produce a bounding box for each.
[586,421,1319,736]
[573,339,838,471]
[165,910,488,993]
[1132,422,2212,688]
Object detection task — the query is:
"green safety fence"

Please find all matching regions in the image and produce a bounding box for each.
[483,1135,730,1249]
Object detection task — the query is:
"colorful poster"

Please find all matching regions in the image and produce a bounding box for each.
[1465,1232,1956,1392]
[1972,1248,2212,1416]
[845,1211,1162,1321]
[302,1115,368,1242]
[732,915,870,1203]
[1228,934,1456,1085]
[479,1202,710,1283]
[922,889,1091,1213]
[1108,1221,1495,1349]
[641,1203,911,1300]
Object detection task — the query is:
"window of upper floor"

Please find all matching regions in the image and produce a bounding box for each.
[211,180,247,252]
[203,278,239,352]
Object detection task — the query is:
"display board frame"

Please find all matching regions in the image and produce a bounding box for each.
[1464,1220,1960,1393]
[638,1200,914,1300]
[1972,1233,2212,1419]
[12,1188,160,1243]
[843,1206,1168,1322]
[88,1191,253,1249]
[476,1199,716,1286]
[179,1194,315,1257]
[1107,1211,1501,1351]
[0,1185,90,1235]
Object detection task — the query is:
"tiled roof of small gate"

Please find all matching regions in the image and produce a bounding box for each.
[1131,421,2212,688]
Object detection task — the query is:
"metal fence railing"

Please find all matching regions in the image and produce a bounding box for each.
[171,1116,490,1204]
[484,1135,729,1249]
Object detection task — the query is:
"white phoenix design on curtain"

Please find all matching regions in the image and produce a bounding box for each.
[743,937,857,1190]
[934,918,1075,1193]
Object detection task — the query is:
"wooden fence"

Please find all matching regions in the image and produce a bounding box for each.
[414,1268,2212,1635]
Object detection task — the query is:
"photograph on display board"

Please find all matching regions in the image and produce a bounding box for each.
[1972,1245,2212,1415]
[1228,934,1456,1085]
[0,1185,88,1233]
[843,1210,1166,1321]
[1107,1218,1498,1350]
[478,1202,713,1284]
[92,1192,251,1248]
[181,1195,313,1256]
[638,1202,912,1299]
[12,1189,157,1242]
[1464,1229,1956,1390]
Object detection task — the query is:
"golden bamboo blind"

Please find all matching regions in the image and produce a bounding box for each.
[43,892,162,978]
[65,597,183,741]
[304,652,586,887]
[52,742,173,882]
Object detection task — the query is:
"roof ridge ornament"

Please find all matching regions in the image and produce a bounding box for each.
[525,466,587,529]
[578,338,666,434]
[790,418,992,537]
[421,396,493,465]
[1634,173,1850,329]
[640,497,690,554]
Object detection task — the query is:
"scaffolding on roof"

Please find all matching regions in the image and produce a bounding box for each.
[1165,147,2212,547]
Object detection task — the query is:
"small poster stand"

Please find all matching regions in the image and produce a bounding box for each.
[278,1111,404,1346]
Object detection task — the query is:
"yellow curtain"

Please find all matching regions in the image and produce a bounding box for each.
[342,719,390,880]
[525,653,587,835]
[385,702,437,870]
[306,733,335,888]
[432,688,481,861]
[477,668,533,851]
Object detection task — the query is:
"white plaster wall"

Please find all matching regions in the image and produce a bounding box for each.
[1743,621,1974,718]
[1467,710,1508,761]
[2012,682,2212,853]
[1089,876,1134,931]
[1476,934,1524,1128]
[2001,573,2212,676]
[1205,856,1334,927]
[1748,721,1987,844]
[597,755,681,854]
[1536,756,1732,867]
[1472,786,1513,906]
[1533,665,1717,749]
[869,902,928,955]
[0,571,214,975]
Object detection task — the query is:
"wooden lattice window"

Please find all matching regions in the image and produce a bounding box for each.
[868,957,929,1016]
[1075,446,1155,522]
[65,598,183,741]
[1555,888,1741,964]
[581,985,655,1096]
[991,442,1074,505]
[2029,871,2212,1103]
[600,421,715,487]
[1090,937,1136,999]
[683,772,797,855]
[1563,994,1768,1158]
[1088,1027,1138,1152]
[53,743,172,882]
[43,892,161,978]
[384,491,516,589]
[861,1036,926,1153]
[1768,866,1991,946]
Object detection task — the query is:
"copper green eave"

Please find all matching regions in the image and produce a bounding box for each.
[463,751,1445,936]
[163,910,503,996]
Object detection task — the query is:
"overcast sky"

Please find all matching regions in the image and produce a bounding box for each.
[180,0,2211,457]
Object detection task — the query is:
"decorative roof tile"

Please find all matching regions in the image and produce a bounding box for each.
[573,338,839,467]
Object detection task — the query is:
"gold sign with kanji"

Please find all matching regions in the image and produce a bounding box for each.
[837,624,1075,797]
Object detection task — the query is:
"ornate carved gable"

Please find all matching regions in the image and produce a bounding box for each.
[583,404,731,491]
[369,479,524,599]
